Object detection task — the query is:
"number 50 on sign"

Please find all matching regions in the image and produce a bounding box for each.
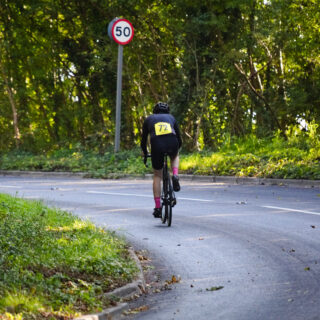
[112,19,134,45]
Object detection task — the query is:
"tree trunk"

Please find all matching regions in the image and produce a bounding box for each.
[0,61,21,147]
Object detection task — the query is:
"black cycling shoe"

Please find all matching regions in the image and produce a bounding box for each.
[172,175,180,192]
[153,207,162,218]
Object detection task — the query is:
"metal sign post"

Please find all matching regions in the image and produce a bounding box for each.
[115,44,123,152]
[108,18,134,152]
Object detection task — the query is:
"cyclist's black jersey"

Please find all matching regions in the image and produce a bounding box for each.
[141,113,182,156]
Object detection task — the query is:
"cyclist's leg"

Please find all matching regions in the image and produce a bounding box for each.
[170,154,180,191]
[153,169,162,204]
[168,138,180,192]
[151,142,164,217]
[170,153,179,175]
[151,169,162,218]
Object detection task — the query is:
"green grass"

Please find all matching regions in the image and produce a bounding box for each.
[0,127,319,180]
[179,131,320,179]
[0,193,138,320]
[0,148,148,178]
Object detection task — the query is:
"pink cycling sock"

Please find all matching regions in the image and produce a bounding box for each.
[154,197,161,209]
[172,167,179,176]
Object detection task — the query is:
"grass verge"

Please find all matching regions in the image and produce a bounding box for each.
[0,193,138,320]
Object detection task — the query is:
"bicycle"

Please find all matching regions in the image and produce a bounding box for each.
[144,153,176,227]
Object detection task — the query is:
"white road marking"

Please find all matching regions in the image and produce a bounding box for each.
[263,205,320,216]
[0,185,22,188]
[189,213,254,218]
[87,191,153,198]
[178,197,214,202]
[86,190,215,202]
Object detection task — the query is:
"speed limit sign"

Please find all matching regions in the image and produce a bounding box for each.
[111,19,134,45]
[107,17,134,151]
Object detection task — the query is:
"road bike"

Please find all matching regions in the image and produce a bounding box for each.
[161,153,177,226]
[144,153,176,227]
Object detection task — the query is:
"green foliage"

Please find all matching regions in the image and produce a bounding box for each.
[0,194,137,319]
[0,147,150,177]
[1,0,320,152]
[182,127,320,179]
[1,128,319,180]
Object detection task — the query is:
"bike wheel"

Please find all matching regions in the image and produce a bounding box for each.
[161,174,168,224]
[161,200,167,224]
[166,175,173,227]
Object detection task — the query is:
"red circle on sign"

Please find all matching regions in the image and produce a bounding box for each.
[112,19,134,45]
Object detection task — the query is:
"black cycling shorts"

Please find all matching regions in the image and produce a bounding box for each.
[151,135,179,170]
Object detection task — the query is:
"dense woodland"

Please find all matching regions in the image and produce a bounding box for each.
[0,0,319,153]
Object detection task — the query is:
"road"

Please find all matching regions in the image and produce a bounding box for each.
[0,175,320,320]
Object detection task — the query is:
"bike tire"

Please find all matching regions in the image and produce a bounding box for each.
[161,202,167,224]
[167,175,173,227]
[161,172,168,224]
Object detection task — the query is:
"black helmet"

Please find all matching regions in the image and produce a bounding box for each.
[153,102,170,114]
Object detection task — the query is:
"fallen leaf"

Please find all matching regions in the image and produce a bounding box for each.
[206,286,224,291]
[166,275,181,284]
[137,254,149,261]
[199,237,204,240]
[137,305,149,312]
[304,267,310,271]
[125,305,149,314]
[311,225,316,229]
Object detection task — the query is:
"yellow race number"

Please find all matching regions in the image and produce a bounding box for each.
[155,122,172,136]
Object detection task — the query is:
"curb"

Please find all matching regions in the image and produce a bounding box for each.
[74,248,145,320]
[178,174,320,188]
[0,170,86,178]
[74,303,128,320]
[1,170,319,188]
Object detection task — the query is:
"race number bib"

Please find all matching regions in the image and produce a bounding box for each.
[155,122,172,136]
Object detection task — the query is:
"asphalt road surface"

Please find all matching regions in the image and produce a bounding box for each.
[1,175,320,320]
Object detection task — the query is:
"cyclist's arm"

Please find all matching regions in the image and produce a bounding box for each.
[140,120,149,155]
[174,121,182,149]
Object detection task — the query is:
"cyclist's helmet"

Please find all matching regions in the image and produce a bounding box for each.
[153,102,170,114]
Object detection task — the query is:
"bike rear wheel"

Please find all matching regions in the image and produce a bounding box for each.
[161,172,168,224]
[160,154,173,227]
[162,173,173,227]
[166,176,173,227]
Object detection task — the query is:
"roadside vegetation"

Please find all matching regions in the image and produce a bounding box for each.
[0,193,138,320]
[0,127,319,180]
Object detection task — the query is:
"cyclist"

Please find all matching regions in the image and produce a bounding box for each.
[141,102,182,218]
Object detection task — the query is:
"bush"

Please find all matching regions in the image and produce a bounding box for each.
[0,124,319,180]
